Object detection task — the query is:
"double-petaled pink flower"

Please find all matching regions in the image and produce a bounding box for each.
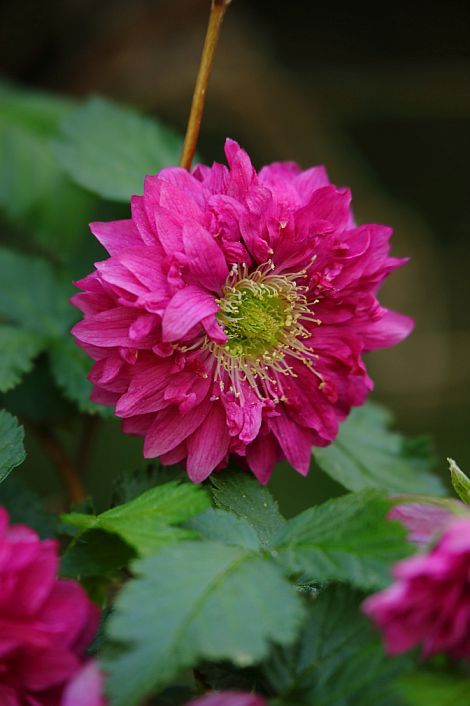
[364,517,470,660]
[73,139,412,483]
[0,507,104,705]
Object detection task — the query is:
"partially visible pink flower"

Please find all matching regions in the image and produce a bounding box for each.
[389,502,456,546]
[62,661,107,706]
[73,139,413,483]
[186,691,267,706]
[363,518,470,659]
[0,507,100,705]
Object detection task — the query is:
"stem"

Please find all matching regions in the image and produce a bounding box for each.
[179,0,231,170]
[33,425,86,506]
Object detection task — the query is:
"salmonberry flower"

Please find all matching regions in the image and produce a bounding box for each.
[72,139,412,482]
[363,518,470,659]
[0,507,101,705]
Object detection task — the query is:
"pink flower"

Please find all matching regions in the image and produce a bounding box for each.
[72,139,412,483]
[389,502,457,546]
[0,507,100,706]
[363,518,470,659]
[186,692,267,706]
[62,661,107,706]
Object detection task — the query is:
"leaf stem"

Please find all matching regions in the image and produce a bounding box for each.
[33,425,86,506]
[179,0,231,170]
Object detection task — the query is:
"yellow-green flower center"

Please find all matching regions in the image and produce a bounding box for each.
[219,282,293,358]
[203,261,322,401]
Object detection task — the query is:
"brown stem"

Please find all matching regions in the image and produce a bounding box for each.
[179,0,231,170]
[33,425,86,506]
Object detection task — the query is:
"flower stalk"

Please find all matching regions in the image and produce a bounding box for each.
[179,0,231,170]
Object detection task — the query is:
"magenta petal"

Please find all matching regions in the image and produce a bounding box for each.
[18,647,79,690]
[0,686,20,706]
[270,414,312,476]
[162,286,219,342]
[187,404,230,482]
[72,308,137,348]
[61,661,106,706]
[144,396,212,458]
[183,222,228,292]
[90,219,143,255]
[246,434,277,484]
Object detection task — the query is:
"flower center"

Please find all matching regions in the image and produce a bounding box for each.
[206,262,322,401]
[218,279,292,358]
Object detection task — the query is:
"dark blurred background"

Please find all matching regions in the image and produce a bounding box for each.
[1,0,469,514]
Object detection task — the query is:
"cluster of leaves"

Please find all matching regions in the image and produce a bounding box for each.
[2,406,468,705]
[0,84,468,706]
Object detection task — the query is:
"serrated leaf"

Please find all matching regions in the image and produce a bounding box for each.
[112,465,185,505]
[211,471,285,547]
[61,528,135,579]
[0,475,56,537]
[56,97,182,201]
[271,489,411,589]
[49,337,113,416]
[265,585,410,706]
[0,325,44,392]
[398,671,470,706]
[186,508,261,550]
[62,481,210,555]
[313,403,444,496]
[0,410,25,483]
[0,247,74,336]
[104,541,305,706]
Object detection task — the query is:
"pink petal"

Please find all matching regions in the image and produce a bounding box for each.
[61,661,106,706]
[17,647,79,690]
[183,222,228,292]
[144,396,212,458]
[72,308,138,348]
[162,286,219,342]
[90,219,143,255]
[0,686,20,706]
[270,414,313,476]
[187,404,230,482]
[246,434,278,484]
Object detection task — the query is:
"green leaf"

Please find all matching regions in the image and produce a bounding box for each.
[0,475,56,537]
[265,585,411,706]
[211,471,285,546]
[186,508,261,550]
[61,528,135,579]
[271,489,411,590]
[313,403,444,496]
[56,97,182,201]
[112,465,186,505]
[0,247,74,336]
[399,671,470,706]
[448,458,470,504]
[104,541,305,706]
[49,337,113,416]
[0,124,93,256]
[0,410,25,483]
[0,325,44,392]
[0,83,73,135]
[62,481,210,555]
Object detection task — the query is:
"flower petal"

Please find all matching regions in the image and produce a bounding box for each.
[162,286,219,342]
[187,404,230,482]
